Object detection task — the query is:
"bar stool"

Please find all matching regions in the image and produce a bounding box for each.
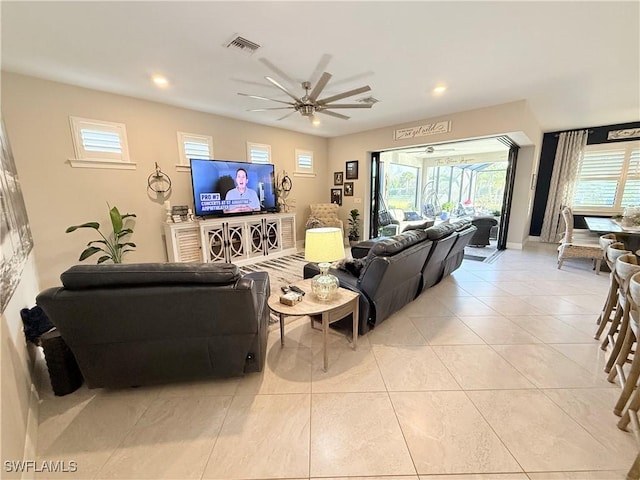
[596,235,623,336]
[615,271,640,418]
[605,253,640,375]
[598,242,632,347]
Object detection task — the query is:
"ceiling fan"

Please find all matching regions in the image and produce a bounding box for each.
[238,71,374,123]
[404,145,457,155]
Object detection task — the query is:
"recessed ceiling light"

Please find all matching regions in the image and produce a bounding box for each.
[311,116,321,126]
[152,75,169,88]
[433,85,447,95]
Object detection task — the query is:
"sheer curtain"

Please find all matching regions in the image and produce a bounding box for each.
[540,130,589,242]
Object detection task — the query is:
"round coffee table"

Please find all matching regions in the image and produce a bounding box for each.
[267,278,359,371]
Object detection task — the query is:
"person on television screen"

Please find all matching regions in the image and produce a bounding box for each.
[224,168,261,213]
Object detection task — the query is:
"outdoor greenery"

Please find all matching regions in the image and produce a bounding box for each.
[348,209,360,241]
[66,205,136,263]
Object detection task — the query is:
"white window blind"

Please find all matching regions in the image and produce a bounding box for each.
[69,116,133,169]
[294,149,314,177]
[177,132,213,169]
[246,142,271,164]
[572,141,640,212]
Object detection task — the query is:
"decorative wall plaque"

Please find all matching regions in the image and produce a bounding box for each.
[394,121,451,140]
[607,128,640,140]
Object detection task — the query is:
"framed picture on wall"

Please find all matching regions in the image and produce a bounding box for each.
[330,188,342,206]
[333,171,343,185]
[344,182,354,196]
[346,160,359,179]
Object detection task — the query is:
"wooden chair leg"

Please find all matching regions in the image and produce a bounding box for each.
[596,276,618,337]
[619,380,640,431]
[615,347,640,416]
[608,322,634,382]
[606,307,631,374]
[627,452,640,480]
[595,258,602,275]
[603,299,624,351]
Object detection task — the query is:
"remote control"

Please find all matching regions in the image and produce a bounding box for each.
[289,285,305,296]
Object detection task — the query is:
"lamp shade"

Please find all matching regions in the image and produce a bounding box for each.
[304,227,345,263]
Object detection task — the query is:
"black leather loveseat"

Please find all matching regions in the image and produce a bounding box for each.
[37,263,270,389]
[304,220,476,335]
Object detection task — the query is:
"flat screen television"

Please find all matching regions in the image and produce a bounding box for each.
[190,159,277,217]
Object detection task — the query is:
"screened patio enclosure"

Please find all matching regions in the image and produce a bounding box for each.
[378,138,510,223]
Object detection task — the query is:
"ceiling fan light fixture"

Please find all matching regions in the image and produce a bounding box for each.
[432,84,447,96]
[311,115,321,126]
[152,74,169,88]
[298,104,315,117]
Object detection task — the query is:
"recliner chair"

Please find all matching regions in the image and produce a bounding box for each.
[470,216,498,247]
[37,263,270,389]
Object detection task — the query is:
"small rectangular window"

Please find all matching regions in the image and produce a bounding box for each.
[69,116,133,169]
[294,149,315,177]
[177,132,213,171]
[246,142,271,164]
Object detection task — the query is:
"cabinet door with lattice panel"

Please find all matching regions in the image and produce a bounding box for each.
[279,215,296,250]
[164,224,201,262]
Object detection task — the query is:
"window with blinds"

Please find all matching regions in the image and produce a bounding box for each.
[177,132,213,169]
[69,116,132,169]
[573,140,640,212]
[246,142,271,164]
[295,149,315,176]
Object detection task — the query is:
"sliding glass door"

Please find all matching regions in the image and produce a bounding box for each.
[369,137,519,249]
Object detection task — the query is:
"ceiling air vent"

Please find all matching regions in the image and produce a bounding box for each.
[225,36,261,56]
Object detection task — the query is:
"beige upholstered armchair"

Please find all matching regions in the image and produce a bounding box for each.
[306,203,346,244]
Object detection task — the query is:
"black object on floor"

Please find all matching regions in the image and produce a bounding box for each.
[20,305,55,344]
[40,330,83,396]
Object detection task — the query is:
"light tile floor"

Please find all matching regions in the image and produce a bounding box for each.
[34,243,637,479]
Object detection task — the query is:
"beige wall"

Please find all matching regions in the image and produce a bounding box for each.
[2,73,328,288]
[327,100,542,245]
[1,255,40,480]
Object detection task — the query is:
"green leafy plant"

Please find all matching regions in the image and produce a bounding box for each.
[441,201,455,212]
[348,208,360,241]
[66,205,136,263]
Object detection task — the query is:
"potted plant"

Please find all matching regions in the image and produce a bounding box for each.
[66,205,136,263]
[348,208,360,246]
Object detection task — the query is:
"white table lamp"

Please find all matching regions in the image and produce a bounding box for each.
[305,227,345,300]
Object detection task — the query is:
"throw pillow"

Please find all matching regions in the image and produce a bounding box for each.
[402,220,434,232]
[305,216,324,229]
[404,211,422,221]
[334,257,368,277]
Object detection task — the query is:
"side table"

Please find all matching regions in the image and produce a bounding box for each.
[267,279,359,371]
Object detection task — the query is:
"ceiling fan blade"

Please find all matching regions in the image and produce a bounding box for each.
[308,54,332,86]
[258,58,297,86]
[265,76,302,102]
[320,103,373,109]
[317,110,350,120]
[248,107,295,112]
[317,85,371,105]
[277,111,297,121]
[237,93,295,105]
[308,72,332,102]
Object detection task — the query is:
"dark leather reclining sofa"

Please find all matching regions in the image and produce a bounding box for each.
[303,219,476,335]
[37,263,270,389]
